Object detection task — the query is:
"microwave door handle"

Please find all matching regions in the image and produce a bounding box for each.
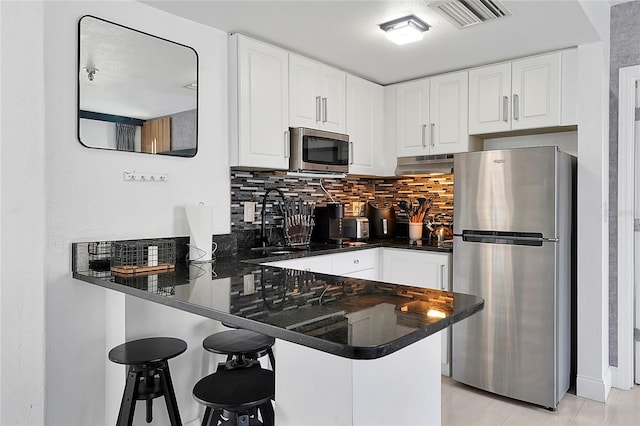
[350,141,354,165]
[315,96,321,122]
[284,130,290,158]
[322,97,328,123]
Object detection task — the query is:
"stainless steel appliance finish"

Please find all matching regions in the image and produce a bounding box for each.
[395,153,454,175]
[452,146,572,410]
[289,127,349,174]
[342,217,369,241]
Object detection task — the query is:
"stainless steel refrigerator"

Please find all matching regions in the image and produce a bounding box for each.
[452,146,573,410]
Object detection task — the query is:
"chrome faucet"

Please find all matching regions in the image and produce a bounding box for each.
[260,188,286,247]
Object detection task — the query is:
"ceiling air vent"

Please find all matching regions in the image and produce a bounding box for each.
[430,0,512,29]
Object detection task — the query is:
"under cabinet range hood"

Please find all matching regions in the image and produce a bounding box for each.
[395,154,455,175]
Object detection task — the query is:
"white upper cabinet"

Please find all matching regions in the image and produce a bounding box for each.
[429,70,470,155]
[229,34,290,169]
[289,54,346,133]
[468,62,512,134]
[396,78,430,157]
[346,74,385,176]
[511,53,561,130]
[395,71,473,157]
[469,51,575,135]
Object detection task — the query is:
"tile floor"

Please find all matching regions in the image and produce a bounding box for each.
[442,377,640,425]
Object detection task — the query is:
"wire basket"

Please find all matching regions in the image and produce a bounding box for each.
[280,200,315,247]
[110,239,176,276]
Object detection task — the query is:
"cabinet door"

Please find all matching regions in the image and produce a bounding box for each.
[468,62,511,135]
[380,248,449,290]
[396,79,430,157]
[346,74,384,175]
[289,54,320,129]
[319,65,346,133]
[511,52,561,130]
[231,35,289,169]
[429,71,469,155]
[380,248,451,375]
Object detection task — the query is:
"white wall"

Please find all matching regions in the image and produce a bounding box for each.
[0,2,47,424]
[576,0,612,403]
[43,1,228,425]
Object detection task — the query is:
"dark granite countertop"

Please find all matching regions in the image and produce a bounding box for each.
[72,239,480,360]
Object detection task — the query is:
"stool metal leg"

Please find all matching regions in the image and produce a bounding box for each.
[259,401,275,426]
[146,399,153,423]
[158,362,182,426]
[201,407,213,426]
[267,348,276,372]
[116,367,141,426]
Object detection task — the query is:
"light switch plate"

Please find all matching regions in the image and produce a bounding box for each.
[244,202,256,222]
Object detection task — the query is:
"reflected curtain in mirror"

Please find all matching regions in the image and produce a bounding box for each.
[77,15,198,157]
[116,123,136,152]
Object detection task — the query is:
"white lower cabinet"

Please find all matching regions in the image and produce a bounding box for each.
[263,248,378,278]
[380,248,452,376]
[263,247,452,375]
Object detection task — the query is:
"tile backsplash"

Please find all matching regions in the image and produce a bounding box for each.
[230,171,454,236]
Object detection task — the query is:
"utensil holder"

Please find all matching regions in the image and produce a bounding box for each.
[408,222,423,243]
[280,200,316,247]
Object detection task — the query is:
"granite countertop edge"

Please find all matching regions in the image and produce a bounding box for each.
[72,239,482,361]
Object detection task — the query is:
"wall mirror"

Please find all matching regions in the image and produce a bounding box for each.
[78,15,198,157]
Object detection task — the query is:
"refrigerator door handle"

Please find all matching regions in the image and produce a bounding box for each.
[460,231,555,246]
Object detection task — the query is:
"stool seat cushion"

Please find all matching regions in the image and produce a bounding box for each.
[193,367,274,410]
[203,330,274,356]
[109,337,187,365]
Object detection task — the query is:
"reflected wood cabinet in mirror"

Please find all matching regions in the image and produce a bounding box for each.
[142,117,172,154]
[77,15,198,157]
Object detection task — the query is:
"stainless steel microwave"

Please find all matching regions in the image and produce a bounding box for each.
[289,127,350,173]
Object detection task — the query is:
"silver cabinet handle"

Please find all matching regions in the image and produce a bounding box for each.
[440,264,446,290]
[430,123,435,147]
[503,96,509,122]
[284,130,290,158]
[349,141,354,165]
[421,124,427,148]
[513,94,519,121]
[315,96,321,122]
[322,97,328,123]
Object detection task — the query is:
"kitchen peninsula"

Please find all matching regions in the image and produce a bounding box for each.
[73,240,483,425]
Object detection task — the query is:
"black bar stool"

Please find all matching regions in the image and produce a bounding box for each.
[193,366,275,426]
[203,329,275,372]
[109,337,187,426]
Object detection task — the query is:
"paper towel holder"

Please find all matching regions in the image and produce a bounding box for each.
[185,202,216,264]
[187,241,217,264]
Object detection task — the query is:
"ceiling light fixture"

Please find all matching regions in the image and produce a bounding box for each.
[379,14,430,45]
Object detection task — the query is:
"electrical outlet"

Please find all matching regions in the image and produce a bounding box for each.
[243,274,255,295]
[244,202,256,222]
